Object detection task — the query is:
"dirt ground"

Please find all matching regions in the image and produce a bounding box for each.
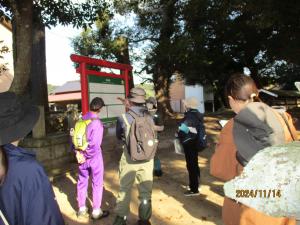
[52,115,228,225]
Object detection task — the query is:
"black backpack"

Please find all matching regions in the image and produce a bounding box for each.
[196,122,207,150]
[179,111,207,151]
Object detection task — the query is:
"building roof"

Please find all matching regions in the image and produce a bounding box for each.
[52,80,80,94]
[48,92,81,103]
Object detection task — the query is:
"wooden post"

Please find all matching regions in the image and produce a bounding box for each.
[80,63,89,114]
[124,69,129,97]
[32,105,46,138]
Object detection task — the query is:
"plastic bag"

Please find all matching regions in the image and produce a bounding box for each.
[174,138,184,155]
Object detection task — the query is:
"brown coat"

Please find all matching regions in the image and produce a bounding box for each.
[210,115,297,225]
[0,70,13,93]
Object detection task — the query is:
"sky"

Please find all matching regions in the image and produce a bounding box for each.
[45,14,146,87]
[46,25,80,86]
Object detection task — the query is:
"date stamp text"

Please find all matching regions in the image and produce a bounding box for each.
[236,189,281,198]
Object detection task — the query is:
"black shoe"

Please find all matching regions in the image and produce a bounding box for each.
[138,219,151,225]
[91,210,109,220]
[153,170,163,177]
[184,190,200,196]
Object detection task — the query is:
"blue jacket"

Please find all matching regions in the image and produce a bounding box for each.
[178,109,205,146]
[0,144,64,225]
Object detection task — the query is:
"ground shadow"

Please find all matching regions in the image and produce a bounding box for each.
[153,118,224,224]
[54,115,230,225]
[53,169,117,224]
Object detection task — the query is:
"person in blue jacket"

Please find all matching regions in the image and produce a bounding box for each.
[146,97,164,177]
[178,97,205,196]
[0,92,65,225]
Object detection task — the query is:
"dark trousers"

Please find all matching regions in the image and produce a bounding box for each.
[183,142,200,192]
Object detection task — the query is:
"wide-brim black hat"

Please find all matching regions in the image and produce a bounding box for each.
[0,92,39,145]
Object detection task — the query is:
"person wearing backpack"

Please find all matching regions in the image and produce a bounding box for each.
[113,87,158,225]
[146,97,164,177]
[73,97,109,220]
[177,97,206,196]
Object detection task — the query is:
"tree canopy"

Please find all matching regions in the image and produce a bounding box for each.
[71,0,300,113]
[2,0,298,114]
[0,0,108,95]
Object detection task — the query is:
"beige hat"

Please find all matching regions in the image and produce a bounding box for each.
[0,70,13,93]
[128,87,146,103]
[183,97,199,109]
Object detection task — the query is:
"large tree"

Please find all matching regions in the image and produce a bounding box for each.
[0,0,108,96]
[180,0,300,107]
[72,0,300,114]
[1,0,107,136]
[112,0,184,117]
[71,10,133,73]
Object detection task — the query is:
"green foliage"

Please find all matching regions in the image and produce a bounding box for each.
[74,0,300,109]
[179,0,300,102]
[0,0,109,28]
[136,83,154,98]
[71,9,132,63]
[47,84,57,94]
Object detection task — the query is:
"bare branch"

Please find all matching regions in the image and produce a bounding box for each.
[130,37,159,43]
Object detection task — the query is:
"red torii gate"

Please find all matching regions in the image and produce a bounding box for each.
[70,54,132,114]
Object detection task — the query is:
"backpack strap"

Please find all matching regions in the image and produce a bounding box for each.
[0,210,9,225]
[128,110,151,142]
[128,110,143,141]
[122,114,130,138]
[279,113,297,141]
[128,110,139,119]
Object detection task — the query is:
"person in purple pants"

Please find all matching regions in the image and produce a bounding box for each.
[76,97,109,220]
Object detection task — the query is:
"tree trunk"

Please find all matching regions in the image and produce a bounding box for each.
[212,80,226,110]
[154,71,174,121]
[115,36,134,88]
[30,22,48,110]
[152,0,177,119]
[30,21,47,138]
[10,0,33,96]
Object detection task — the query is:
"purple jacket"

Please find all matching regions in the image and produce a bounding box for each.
[82,112,104,158]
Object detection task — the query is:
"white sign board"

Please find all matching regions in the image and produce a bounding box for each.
[88,75,125,122]
[185,84,205,113]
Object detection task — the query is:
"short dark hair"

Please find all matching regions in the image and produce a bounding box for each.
[90,97,105,112]
[226,73,259,101]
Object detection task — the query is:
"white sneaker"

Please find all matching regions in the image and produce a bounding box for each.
[181,184,201,192]
[91,208,109,220]
[77,206,88,218]
[92,209,102,218]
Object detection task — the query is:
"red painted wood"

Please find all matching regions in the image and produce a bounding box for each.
[124,70,129,97]
[71,54,133,71]
[70,54,132,114]
[80,63,89,114]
